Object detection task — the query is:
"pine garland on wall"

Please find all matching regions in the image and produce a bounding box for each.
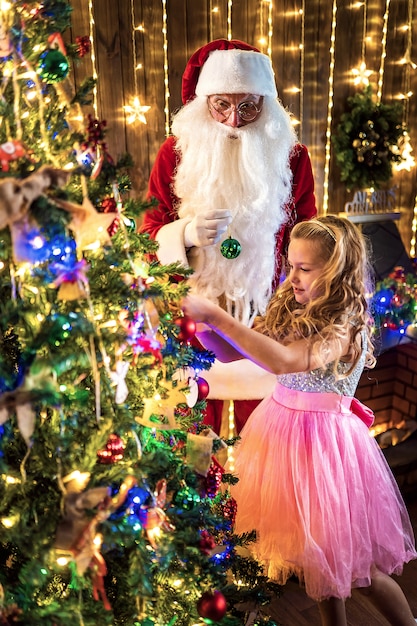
[332,87,405,190]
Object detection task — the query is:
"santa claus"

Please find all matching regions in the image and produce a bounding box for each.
[140,39,317,433]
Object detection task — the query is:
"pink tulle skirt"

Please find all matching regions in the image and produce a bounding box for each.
[232,383,417,601]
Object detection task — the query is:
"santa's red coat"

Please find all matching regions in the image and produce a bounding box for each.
[140,136,317,433]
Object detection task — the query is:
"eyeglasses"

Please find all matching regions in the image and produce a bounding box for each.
[208,98,263,122]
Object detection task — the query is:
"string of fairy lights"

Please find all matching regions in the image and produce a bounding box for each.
[395,0,416,174]
[377,0,390,104]
[87,0,98,117]
[299,1,305,142]
[259,0,273,58]
[351,1,372,86]
[399,0,417,255]
[322,0,338,216]
[161,0,170,137]
[122,0,150,125]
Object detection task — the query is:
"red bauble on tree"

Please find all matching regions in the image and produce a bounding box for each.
[175,315,196,342]
[76,35,91,57]
[101,197,117,213]
[197,590,227,621]
[196,376,210,401]
[203,456,225,498]
[222,495,238,526]
[100,197,119,237]
[97,434,125,464]
[198,529,217,555]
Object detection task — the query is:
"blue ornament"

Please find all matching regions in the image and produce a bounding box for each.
[13,226,48,264]
[110,484,151,520]
[373,288,394,314]
[210,540,233,564]
[127,485,152,512]
[50,234,77,263]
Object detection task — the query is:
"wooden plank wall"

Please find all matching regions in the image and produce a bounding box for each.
[67,0,417,251]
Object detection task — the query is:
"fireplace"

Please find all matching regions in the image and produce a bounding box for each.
[356,334,417,499]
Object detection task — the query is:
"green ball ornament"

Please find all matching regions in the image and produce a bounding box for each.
[37,49,69,83]
[126,217,136,232]
[220,236,241,259]
[174,485,201,510]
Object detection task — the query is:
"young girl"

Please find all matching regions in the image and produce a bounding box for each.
[182,215,417,626]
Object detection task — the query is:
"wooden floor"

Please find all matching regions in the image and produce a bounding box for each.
[265,496,417,626]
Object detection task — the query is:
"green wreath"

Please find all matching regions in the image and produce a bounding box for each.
[332,86,404,190]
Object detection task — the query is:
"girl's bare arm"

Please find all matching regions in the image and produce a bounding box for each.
[195,325,245,362]
[183,295,346,375]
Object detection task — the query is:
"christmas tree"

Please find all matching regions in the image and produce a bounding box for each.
[0,2,280,624]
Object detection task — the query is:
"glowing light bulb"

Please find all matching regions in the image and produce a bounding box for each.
[351,61,373,86]
[123,95,150,125]
[2,516,18,528]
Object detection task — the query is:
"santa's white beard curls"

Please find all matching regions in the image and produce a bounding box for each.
[172,96,297,326]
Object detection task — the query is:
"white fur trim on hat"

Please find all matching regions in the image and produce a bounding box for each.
[195,48,278,98]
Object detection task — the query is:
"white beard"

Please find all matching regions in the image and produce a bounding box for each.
[171,96,298,326]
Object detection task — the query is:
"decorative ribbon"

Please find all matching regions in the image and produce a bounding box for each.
[51,258,90,287]
[350,397,375,428]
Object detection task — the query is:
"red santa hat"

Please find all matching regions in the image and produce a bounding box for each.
[181,39,278,104]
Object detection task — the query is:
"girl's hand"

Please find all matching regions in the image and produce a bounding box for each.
[182,294,244,362]
[181,294,217,325]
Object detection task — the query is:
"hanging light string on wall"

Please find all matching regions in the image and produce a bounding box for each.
[282,6,304,133]
[88,0,98,117]
[394,0,415,174]
[400,0,417,255]
[351,1,372,86]
[162,0,170,136]
[259,0,265,52]
[258,0,273,57]
[227,0,232,40]
[410,195,417,258]
[322,0,338,216]
[376,0,390,104]
[123,0,150,125]
[298,1,305,141]
[266,0,273,58]
[209,0,215,40]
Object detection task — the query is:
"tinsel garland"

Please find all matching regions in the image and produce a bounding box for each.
[332,87,404,190]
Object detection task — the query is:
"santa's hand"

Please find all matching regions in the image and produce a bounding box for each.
[184,209,232,248]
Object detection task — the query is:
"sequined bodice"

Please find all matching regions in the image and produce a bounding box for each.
[277,338,366,397]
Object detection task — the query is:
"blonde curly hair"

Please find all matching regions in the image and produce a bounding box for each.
[254,215,376,374]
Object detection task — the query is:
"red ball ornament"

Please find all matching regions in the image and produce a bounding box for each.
[222,496,238,525]
[199,529,216,555]
[76,35,91,58]
[175,315,196,342]
[101,197,117,213]
[197,377,210,401]
[197,590,227,621]
[97,433,125,464]
[204,457,225,498]
[102,193,120,237]
[107,216,120,237]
